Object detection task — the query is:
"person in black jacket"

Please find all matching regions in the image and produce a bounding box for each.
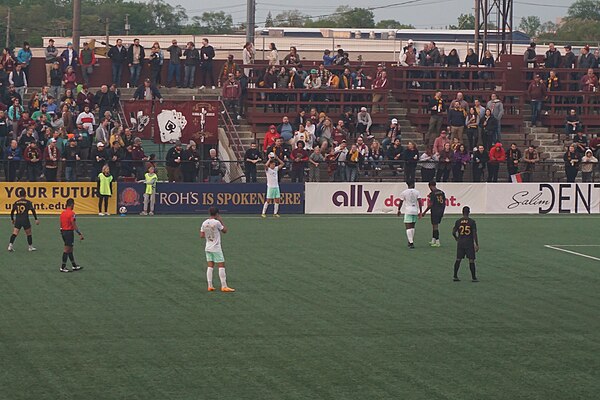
[199,38,216,89]
[95,85,117,117]
[402,141,419,183]
[127,38,145,87]
[387,138,403,175]
[107,141,125,179]
[426,92,446,146]
[183,42,200,89]
[165,141,183,182]
[244,142,262,183]
[205,148,224,183]
[181,141,199,182]
[479,109,498,150]
[107,39,128,86]
[132,78,163,101]
[472,145,488,182]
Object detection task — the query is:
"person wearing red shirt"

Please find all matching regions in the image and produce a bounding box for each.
[59,198,84,273]
[487,142,506,182]
[262,124,280,154]
[290,141,309,182]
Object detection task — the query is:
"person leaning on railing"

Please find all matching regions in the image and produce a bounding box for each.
[581,149,598,183]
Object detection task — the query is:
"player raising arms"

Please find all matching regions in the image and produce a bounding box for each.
[452,206,479,282]
[397,181,422,249]
[8,188,39,252]
[420,181,446,247]
[201,207,235,292]
[261,153,284,218]
[59,198,84,273]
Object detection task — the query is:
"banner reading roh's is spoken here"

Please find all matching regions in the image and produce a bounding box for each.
[0,183,117,215]
[117,183,304,214]
[486,183,600,214]
[305,183,486,214]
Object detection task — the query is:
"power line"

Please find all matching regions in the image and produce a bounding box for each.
[514,1,569,8]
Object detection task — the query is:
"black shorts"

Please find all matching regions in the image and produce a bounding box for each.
[457,243,476,260]
[430,211,444,225]
[14,220,31,230]
[61,230,75,247]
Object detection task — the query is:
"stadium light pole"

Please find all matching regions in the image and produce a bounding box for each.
[72,0,81,51]
[246,0,255,44]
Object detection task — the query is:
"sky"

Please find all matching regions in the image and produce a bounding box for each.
[174,0,569,28]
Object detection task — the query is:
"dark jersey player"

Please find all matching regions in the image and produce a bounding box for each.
[420,181,446,247]
[59,198,84,273]
[8,188,39,252]
[452,206,479,282]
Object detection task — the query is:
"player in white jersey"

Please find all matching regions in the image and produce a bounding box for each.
[261,153,284,218]
[397,180,422,249]
[200,207,235,292]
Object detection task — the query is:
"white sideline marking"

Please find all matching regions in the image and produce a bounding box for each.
[544,245,600,261]
[546,245,600,247]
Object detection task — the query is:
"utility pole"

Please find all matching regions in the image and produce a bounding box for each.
[125,14,130,36]
[245,0,255,44]
[474,0,480,56]
[5,8,10,48]
[105,17,110,45]
[72,0,81,51]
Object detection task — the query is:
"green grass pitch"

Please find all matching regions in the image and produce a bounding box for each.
[1,214,599,399]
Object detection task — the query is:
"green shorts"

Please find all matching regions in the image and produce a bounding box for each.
[404,214,418,224]
[266,187,281,199]
[205,251,225,263]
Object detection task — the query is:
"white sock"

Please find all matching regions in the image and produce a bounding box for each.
[206,267,214,288]
[406,228,415,243]
[436,239,441,245]
[262,203,269,214]
[274,203,279,214]
[219,268,228,288]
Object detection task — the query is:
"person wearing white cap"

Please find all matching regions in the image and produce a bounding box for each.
[90,141,108,180]
[356,107,372,138]
[382,118,400,150]
[44,138,60,182]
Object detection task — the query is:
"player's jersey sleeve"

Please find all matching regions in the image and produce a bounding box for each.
[216,221,224,231]
[10,202,17,220]
[200,222,206,233]
[28,201,38,220]
[470,219,477,234]
[399,191,405,201]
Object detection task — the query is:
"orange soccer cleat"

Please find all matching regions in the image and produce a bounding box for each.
[207,287,215,292]
[221,287,236,292]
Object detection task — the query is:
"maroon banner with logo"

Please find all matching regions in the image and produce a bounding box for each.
[153,100,219,145]
[122,100,153,140]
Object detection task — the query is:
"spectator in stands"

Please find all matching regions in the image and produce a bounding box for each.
[95,85,116,117]
[382,118,400,151]
[199,38,216,90]
[507,143,521,179]
[465,107,479,150]
[62,66,77,91]
[447,101,466,144]
[345,144,362,182]
[436,142,452,182]
[564,144,580,183]
[277,116,294,144]
[562,45,577,91]
[290,141,309,183]
[452,143,470,182]
[303,69,321,100]
[133,78,163,101]
[62,138,80,182]
[486,93,503,143]
[9,64,27,100]
[332,119,348,144]
[183,42,199,89]
[107,140,125,178]
[522,145,539,182]
[547,70,560,93]
[242,42,255,77]
[308,146,324,182]
[44,39,59,85]
[90,142,107,180]
[523,42,537,81]
[149,42,164,87]
[60,42,78,72]
[487,142,505,182]
[283,46,300,66]
[580,68,598,92]
[181,141,199,182]
[322,49,335,66]
[235,69,248,118]
[544,43,561,70]
[24,141,41,181]
[107,39,127,86]
[0,110,7,146]
[372,70,388,112]
[402,141,419,183]
[49,62,63,100]
[219,55,238,87]
[76,85,94,112]
[400,39,417,69]
[565,109,582,140]
[222,73,241,120]
[472,145,488,182]
[527,74,547,127]
[387,138,403,175]
[433,130,449,155]
[76,105,95,136]
[4,139,20,181]
[426,91,445,146]
[480,108,497,150]
[419,146,436,182]
[444,48,460,88]
[16,42,31,79]
[573,130,588,156]
[79,42,96,86]
[581,149,598,182]
[165,141,182,182]
[356,107,372,139]
[464,48,479,89]
[268,43,279,66]
[8,97,23,136]
[128,38,145,87]
[367,140,384,174]
[244,142,261,183]
[578,45,595,70]
[317,118,334,152]
[0,63,8,100]
[262,125,279,154]
[131,137,148,180]
[43,138,59,182]
[166,39,182,87]
[206,148,225,183]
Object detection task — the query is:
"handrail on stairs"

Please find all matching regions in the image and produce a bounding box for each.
[219,100,246,160]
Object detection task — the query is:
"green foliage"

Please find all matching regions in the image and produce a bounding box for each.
[539,17,600,43]
[265,11,274,28]
[186,12,233,35]
[273,10,308,27]
[518,16,542,38]
[375,19,414,29]
[566,0,600,21]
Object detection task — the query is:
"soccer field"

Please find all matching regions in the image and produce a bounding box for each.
[1,214,599,399]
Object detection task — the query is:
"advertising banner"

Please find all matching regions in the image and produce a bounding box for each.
[117,183,304,214]
[486,183,600,214]
[154,100,219,145]
[305,183,486,214]
[0,183,117,215]
[122,100,153,139]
